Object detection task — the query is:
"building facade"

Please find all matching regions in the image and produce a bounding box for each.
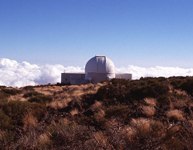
[61,56,132,85]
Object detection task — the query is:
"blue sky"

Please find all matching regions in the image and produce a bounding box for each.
[0,0,193,67]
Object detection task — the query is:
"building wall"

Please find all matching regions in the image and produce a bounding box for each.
[61,73,85,85]
[61,73,132,85]
[85,72,115,83]
[115,73,132,80]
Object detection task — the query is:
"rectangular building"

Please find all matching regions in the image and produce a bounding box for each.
[115,73,132,80]
[61,73,85,85]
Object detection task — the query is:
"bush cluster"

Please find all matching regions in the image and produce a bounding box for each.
[96,77,169,105]
[0,101,46,130]
[24,91,52,103]
[170,77,193,96]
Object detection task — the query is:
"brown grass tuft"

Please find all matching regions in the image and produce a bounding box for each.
[91,101,103,111]
[104,119,120,129]
[70,109,79,116]
[38,133,51,146]
[188,120,193,127]
[93,131,108,147]
[144,98,157,107]
[23,113,38,129]
[62,118,70,125]
[166,109,185,121]
[141,105,156,117]
[121,126,136,142]
[94,109,105,121]
[130,118,151,135]
[0,130,6,141]
[48,100,68,109]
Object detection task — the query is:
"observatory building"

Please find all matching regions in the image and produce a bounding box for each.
[61,56,132,85]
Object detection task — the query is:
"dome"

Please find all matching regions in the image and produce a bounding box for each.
[85,56,115,83]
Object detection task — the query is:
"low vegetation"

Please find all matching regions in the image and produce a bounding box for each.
[1,77,193,149]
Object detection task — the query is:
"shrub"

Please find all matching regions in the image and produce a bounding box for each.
[2,101,46,128]
[0,90,10,100]
[0,110,12,129]
[48,121,92,148]
[24,91,52,103]
[128,78,169,100]
[169,77,186,89]
[23,113,38,129]
[23,86,34,91]
[166,110,185,121]
[1,88,21,95]
[23,91,42,98]
[28,95,52,103]
[105,105,129,121]
[180,79,193,96]
[0,99,8,106]
[96,78,169,105]
[170,77,193,96]
[37,133,52,149]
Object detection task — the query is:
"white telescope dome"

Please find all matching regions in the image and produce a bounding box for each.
[85,56,115,83]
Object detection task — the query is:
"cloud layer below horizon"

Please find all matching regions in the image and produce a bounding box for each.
[0,58,193,87]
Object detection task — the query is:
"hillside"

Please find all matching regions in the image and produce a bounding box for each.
[1,77,193,149]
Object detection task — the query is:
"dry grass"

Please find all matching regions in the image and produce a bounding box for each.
[9,94,27,102]
[34,86,63,96]
[172,99,189,109]
[121,126,136,142]
[62,118,70,125]
[93,131,108,147]
[141,105,156,117]
[2,78,193,149]
[174,89,187,96]
[94,109,105,121]
[144,98,157,107]
[0,130,6,141]
[38,133,51,146]
[48,100,68,109]
[104,119,120,129]
[23,113,38,130]
[91,101,103,111]
[70,109,79,116]
[130,118,151,134]
[166,109,185,121]
[188,120,193,127]
[45,84,104,110]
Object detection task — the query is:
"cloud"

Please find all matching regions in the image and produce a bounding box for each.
[116,65,193,79]
[0,58,193,87]
[0,58,83,87]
